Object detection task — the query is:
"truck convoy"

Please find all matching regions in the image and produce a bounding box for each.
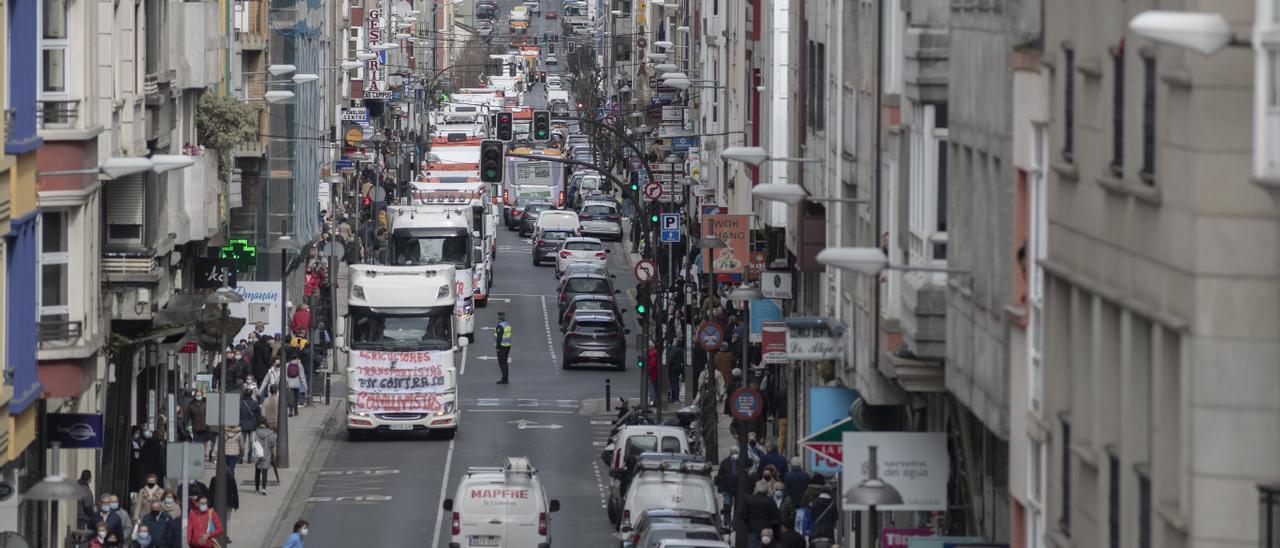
[342,264,464,438]
[408,181,499,308]
[385,204,477,343]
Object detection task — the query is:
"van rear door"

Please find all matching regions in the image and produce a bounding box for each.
[458,484,539,546]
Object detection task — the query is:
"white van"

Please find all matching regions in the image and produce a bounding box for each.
[444,457,560,548]
[533,210,580,240]
[620,460,718,532]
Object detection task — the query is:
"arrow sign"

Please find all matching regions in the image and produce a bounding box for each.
[508,420,564,430]
[476,356,499,361]
[634,259,658,283]
[643,182,663,201]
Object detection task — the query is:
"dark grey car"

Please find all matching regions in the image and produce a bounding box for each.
[533,229,574,266]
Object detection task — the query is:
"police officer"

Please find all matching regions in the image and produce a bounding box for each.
[495,312,512,384]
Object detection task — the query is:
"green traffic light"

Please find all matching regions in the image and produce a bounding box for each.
[630,184,639,191]
[636,359,644,369]
[636,304,647,314]
[650,214,659,223]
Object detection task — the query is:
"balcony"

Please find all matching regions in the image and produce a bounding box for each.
[37,100,80,129]
[102,251,163,283]
[38,320,83,348]
[235,1,268,51]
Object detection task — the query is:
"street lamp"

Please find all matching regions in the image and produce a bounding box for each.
[205,284,243,544]
[816,246,964,276]
[1128,10,1243,55]
[371,43,399,52]
[721,146,822,166]
[150,154,197,174]
[356,51,378,61]
[843,445,904,548]
[100,157,156,179]
[262,90,296,104]
[266,64,297,77]
[289,73,321,84]
[751,183,869,206]
[275,228,300,468]
[654,63,678,73]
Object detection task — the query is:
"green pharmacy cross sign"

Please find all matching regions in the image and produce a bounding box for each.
[219,239,258,272]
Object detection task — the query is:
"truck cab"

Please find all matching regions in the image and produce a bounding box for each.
[387,206,477,342]
[407,182,500,307]
[342,264,464,438]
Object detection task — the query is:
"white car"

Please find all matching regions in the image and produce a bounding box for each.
[547,76,563,90]
[545,54,559,66]
[556,236,609,275]
[620,459,718,533]
[444,457,560,548]
[523,0,539,14]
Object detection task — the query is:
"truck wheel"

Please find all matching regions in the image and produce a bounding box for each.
[607,499,619,524]
[533,257,540,266]
[436,428,457,440]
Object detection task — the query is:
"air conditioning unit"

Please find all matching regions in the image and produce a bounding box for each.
[112,287,156,321]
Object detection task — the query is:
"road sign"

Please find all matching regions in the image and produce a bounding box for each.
[660,213,681,243]
[695,321,724,352]
[643,182,664,201]
[730,387,764,422]
[340,107,368,122]
[366,90,393,99]
[634,259,658,283]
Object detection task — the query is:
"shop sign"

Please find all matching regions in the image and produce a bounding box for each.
[881,528,933,548]
[785,318,844,360]
[803,387,859,473]
[46,413,104,449]
[761,322,787,364]
[760,271,792,299]
[841,432,949,511]
[701,214,750,275]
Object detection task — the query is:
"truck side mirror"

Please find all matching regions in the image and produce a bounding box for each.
[442,499,453,511]
[335,337,347,352]
[549,500,560,512]
[458,337,470,348]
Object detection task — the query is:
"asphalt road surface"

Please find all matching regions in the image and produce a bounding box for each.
[297,223,643,546]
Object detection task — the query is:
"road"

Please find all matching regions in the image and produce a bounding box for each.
[298,228,643,545]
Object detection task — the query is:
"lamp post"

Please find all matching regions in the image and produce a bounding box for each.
[843,445,904,547]
[275,225,300,468]
[323,174,344,405]
[728,284,764,548]
[205,283,244,544]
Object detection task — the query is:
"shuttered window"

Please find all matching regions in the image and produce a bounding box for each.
[104,176,144,242]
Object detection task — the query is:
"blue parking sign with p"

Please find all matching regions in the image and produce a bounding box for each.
[660,213,681,243]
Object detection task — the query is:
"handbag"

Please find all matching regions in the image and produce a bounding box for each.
[251,438,265,461]
[207,514,222,548]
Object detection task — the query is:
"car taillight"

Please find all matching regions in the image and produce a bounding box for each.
[595,252,607,259]
[560,251,571,258]
[558,191,565,207]
[538,512,548,535]
[559,292,567,303]
[452,512,461,536]
[579,214,591,220]
[621,510,630,529]
[536,239,545,247]
[504,190,510,204]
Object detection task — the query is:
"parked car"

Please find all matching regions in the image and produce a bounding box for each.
[620,458,717,532]
[560,294,624,327]
[545,10,557,18]
[533,229,574,266]
[632,523,723,548]
[561,310,629,370]
[560,261,613,280]
[618,509,724,548]
[556,272,619,316]
[579,201,623,241]
[555,237,609,275]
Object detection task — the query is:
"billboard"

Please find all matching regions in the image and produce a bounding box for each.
[841,432,950,511]
[701,214,750,275]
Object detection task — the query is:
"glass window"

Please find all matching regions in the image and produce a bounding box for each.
[1063,45,1075,162]
[349,307,454,350]
[42,211,67,252]
[571,320,618,334]
[565,241,602,250]
[566,278,610,293]
[1111,45,1125,174]
[660,436,682,453]
[1141,54,1157,180]
[390,233,472,268]
[583,205,615,216]
[41,263,68,309]
[42,49,67,94]
[43,0,67,39]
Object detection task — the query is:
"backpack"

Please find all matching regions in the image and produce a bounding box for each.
[286,361,300,378]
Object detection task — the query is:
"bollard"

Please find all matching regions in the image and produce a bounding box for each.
[605,378,612,411]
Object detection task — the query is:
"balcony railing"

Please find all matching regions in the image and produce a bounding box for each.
[102,253,159,276]
[38,320,83,347]
[3,109,13,142]
[37,100,80,129]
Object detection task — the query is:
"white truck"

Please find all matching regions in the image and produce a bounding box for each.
[341,264,466,438]
[408,182,500,308]
[386,205,477,342]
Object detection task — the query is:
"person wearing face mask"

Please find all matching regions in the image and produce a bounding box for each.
[772,480,796,537]
[758,528,775,547]
[95,495,125,543]
[137,502,173,548]
[187,391,211,462]
[239,387,261,447]
[139,429,166,489]
[127,523,155,548]
[133,474,164,519]
[128,427,146,493]
[89,522,120,548]
[106,494,133,540]
[740,485,780,548]
[186,496,223,548]
[283,518,310,548]
[160,490,181,520]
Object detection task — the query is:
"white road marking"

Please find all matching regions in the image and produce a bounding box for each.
[306,495,393,503]
[590,420,613,425]
[488,293,551,298]
[466,409,575,414]
[318,469,400,476]
[508,419,564,430]
[429,437,456,548]
[541,295,559,374]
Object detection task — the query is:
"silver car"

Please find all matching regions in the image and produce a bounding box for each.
[579,201,623,241]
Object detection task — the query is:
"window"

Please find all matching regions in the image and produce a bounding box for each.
[347,27,365,80]
[1062,45,1075,162]
[882,0,903,94]
[1110,42,1125,175]
[105,176,145,244]
[908,103,948,267]
[842,85,857,154]
[1028,440,1046,548]
[39,211,70,323]
[1138,471,1151,548]
[815,43,826,132]
[1141,53,1156,181]
[40,0,69,96]
[1060,417,1072,535]
[1029,124,1048,415]
[1109,453,1120,548]
[807,41,816,128]
[1262,484,1280,548]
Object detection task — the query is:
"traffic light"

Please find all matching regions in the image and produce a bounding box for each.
[630,182,639,191]
[650,213,659,223]
[479,140,505,183]
[496,112,513,141]
[532,111,550,141]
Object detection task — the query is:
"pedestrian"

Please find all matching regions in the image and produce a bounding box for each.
[127,522,156,548]
[240,388,260,442]
[208,472,239,518]
[77,469,96,529]
[740,485,781,548]
[252,335,274,382]
[777,521,807,548]
[109,494,132,540]
[494,311,512,384]
[645,346,659,406]
[160,490,181,520]
[187,391,212,461]
[715,447,740,524]
[94,494,124,542]
[132,474,164,520]
[283,518,310,548]
[806,491,837,541]
[783,457,810,506]
[223,425,245,480]
[186,496,223,548]
[251,419,278,495]
[714,343,734,389]
[761,444,789,475]
[128,427,146,493]
[260,359,282,402]
[290,303,312,335]
[90,521,121,548]
[140,428,166,486]
[138,501,174,548]
[285,357,305,415]
[665,335,685,403]
[758,528,775,547]
[773,480,796,533]
[263,385,281,430]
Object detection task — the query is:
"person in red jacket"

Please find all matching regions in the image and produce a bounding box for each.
[646,346,659,406]
[186,496,223,548]
[290,303,311,336]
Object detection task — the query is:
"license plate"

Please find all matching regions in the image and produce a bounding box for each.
[582,351,610,358]
[469,537,500,547]
[389,424,413,431]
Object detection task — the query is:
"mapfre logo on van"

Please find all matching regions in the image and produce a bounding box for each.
[470,488,529,499]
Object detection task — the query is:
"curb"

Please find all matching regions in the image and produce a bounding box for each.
[255,391,346,548]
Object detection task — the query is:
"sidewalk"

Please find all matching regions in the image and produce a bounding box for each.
[208,397,343,548]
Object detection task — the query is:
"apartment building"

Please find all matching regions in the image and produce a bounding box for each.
[1040,1,1280,547]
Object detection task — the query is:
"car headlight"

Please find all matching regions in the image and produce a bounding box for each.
[463,300,474,315]
[440,401,455,415]
[352,285,366,300]
[438,286,450,299]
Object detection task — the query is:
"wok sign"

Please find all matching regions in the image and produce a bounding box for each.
[701,215,750,275]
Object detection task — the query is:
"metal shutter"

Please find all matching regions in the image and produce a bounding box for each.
[105,176,145,225]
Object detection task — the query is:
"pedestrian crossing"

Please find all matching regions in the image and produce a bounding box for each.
[462,398,581,409]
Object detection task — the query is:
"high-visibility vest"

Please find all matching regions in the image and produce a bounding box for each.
[497,321,513,347]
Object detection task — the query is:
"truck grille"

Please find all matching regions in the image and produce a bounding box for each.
[376,413,426,420]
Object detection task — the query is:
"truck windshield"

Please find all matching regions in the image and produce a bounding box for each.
[390,230,474,269]
[349,306,454,350]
